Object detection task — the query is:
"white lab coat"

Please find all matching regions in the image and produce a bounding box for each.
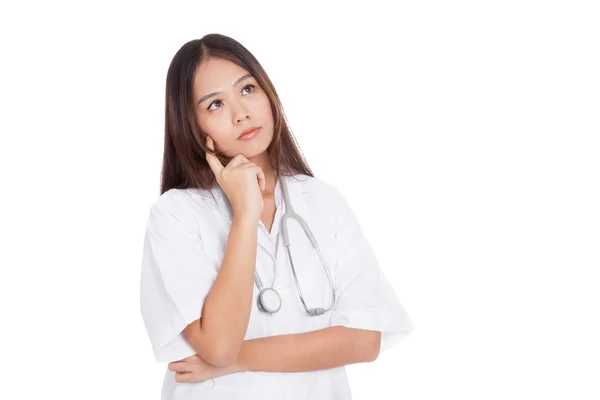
[140,172,414,399]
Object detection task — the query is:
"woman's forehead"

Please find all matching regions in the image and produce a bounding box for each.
[194,58,251,95]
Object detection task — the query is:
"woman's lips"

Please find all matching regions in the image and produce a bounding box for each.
[238,127,260,140]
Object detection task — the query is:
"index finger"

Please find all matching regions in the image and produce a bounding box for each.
[205,136,224,175]
[168,361,188,372]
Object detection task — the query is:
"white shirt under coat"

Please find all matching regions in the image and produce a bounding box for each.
[140,172,414,399]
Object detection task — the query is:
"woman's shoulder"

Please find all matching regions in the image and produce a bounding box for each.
[149,187,194,210]
[146,186,216,223]
[292,173,346,205]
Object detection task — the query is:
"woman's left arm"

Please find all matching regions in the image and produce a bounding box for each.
[169,326,380,382]
[233,325,380,373]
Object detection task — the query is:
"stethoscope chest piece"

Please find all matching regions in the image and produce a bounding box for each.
[257,287,282,313]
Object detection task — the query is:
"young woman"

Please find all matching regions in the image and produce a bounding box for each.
[140,33,414,399]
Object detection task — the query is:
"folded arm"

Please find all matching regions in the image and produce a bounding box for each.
[228,325,381,373]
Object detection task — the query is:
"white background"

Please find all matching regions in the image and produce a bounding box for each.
[1,1,598,399]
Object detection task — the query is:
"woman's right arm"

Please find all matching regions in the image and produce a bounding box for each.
[181,136,266,367]
[181,213,259,367]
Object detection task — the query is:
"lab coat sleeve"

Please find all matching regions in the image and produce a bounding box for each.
[329,189,414,354]
[139,193,218,363]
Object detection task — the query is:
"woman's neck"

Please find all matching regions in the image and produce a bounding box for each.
[248,152,276,194]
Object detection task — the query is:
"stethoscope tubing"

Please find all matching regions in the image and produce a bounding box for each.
[254,175,336,316]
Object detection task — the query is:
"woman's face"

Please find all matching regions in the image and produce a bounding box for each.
[193,57,274,160]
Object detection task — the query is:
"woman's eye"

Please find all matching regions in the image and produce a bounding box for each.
[242,84,255,94]
[207,84,256,111]
[207,100,222,111]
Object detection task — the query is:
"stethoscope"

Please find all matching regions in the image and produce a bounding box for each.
[254,175,336,316]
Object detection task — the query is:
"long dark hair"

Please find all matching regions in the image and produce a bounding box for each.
[159,33,314,195]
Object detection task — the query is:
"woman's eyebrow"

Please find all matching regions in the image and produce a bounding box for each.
[197,73,253,106]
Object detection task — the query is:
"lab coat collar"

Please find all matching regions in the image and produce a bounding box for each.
[184,173,311,280]
[216,173,310,262]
